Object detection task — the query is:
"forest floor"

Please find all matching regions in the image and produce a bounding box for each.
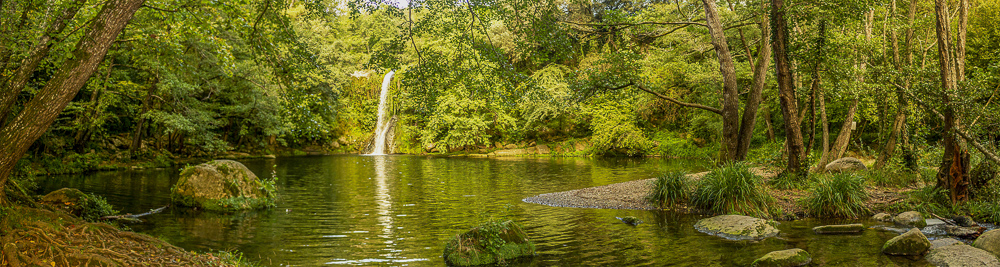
[0,203,245,267]
[523,167,913,219]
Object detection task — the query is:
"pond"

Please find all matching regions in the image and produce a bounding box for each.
[37,155,942,266]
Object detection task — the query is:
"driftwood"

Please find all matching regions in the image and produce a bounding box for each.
[100,206,167,223]
[930,212,958,226]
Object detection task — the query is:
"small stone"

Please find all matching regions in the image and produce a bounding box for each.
[882,228,931,256]
[926,244,1000,267]
[617,216,642,226]
[751,248,811,267]
[812,224,865,234]
[873,213,893,222]
[894,211,927,228]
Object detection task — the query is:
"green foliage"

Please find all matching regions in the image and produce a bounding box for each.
[646,172,690,209]
[966,200,1000,224]
[691,163,774,218]
[804,174,869,218]
[651,131,716,159]
[588,96,652,156]
[442,220,535,266]
[968,1,1000,74]
[81,193,119,222]
[865,168,920,188]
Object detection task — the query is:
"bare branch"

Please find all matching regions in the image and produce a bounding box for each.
[635,83,722,114]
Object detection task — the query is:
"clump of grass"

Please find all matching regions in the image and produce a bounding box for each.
[966,200,1000,224]
[645,172,689,209]
[691,163,774,218]
[804,173,870,218]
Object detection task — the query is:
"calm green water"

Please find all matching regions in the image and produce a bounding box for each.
[37,155,938,266]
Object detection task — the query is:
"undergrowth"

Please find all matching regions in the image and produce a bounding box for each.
[691,163,774,218]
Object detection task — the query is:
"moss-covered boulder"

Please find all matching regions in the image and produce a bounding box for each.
[694,215,779,241]
[882,228,931,256]
[751,248,812,267]
[39,188,117,221]
[926,244,1000,266]
[825,157,867,173]
[872,213,893,222]
[443,220,535,266]
[973,229,1000,258]
[170,160,277,211]
[894,211,927,228]
[812,224,864,234]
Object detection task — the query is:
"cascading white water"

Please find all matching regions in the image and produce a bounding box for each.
[368,70,395,155]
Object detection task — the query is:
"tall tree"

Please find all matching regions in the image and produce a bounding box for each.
[771,0,805,175]
[933,0,970,203]
[0,0,146,201]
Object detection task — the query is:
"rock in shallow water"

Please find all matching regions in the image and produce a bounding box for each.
[751,248,811,267]
[931,238,964,250]
[894,211,927,228]
[882,228,931,256]
[973,229,1000,258]
[812,224,864,234]
[170,160,277,211]
[926,244,1000,267]
[443,220,535,266]
[873,213,893,222]
[693,215,779,241]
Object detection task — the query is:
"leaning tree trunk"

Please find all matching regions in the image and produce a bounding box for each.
[701,0,741,163]
[826,98,858,164]
[771,0,805,176]
[0,0,146,201]
[734,0,773,161]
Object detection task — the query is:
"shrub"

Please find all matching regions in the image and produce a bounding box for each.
[443,220,535,266]
[81,193,119,222]
[646,172,690,208]
[865,168,921,188]
[804,174,869,218]
[966,200,1000,224]
[691,163,773,218]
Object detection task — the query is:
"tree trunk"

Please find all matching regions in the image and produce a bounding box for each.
[934,0,969,203]
[734,2,772,161]
[131,81,157,156]
[701,0,740,163]
[814,75,830,171]
[771,0,805,175]
[0,0,145,201]
[876,0,917,169]
[0,0,87,126]
[828,98,858,162]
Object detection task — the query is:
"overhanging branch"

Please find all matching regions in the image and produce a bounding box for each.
[635,83,722,114]
[898,83,1000,166]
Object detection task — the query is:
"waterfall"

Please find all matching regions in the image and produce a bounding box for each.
[368,70,395,155]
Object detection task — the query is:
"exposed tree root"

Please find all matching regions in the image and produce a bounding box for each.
[1,206,240,267]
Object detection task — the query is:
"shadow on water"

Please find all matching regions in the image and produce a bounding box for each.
[35,155,937,266]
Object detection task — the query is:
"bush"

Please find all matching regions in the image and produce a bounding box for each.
[81,193,119,222]
[804,174,869,218]
[646,172,690,208]
[691,163,773,218]
[865,168,921,188]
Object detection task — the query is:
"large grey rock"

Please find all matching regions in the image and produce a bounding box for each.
[895,211,928,228]
[931,238,964,250]
[973,229,1000,258]
[882,228,931,256]
[170,160,277,211]
[751,248,812,267]
[694,215,779,241]
[813,224,865,234]
[873,213,893,222]
[825,157,868,172]
[926,244,1000,267]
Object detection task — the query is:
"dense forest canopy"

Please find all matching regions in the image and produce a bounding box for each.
[1,0,999,202]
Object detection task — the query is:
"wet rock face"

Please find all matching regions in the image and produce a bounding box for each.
[894,211,927,228]
[170,160,277,211]
[926,244,1000,267]
[882,228,931,256]
[694,215,779,241]
[751,248,811,267]
[825,157,868,173]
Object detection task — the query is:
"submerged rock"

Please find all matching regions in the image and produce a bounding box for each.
[693,215,779,241]
[873,213,893,222]
[443,220,535,266]
[170,160,277,211]
[825,157,868,173]
[946,225,984,239]
[751,248,811,267]
[894,211,928,228]
[882,228,931,256]
[617,216,642,226]
[812,224,864,234]
[926,244,1000,267]
[931,238,964,250]
[973,229,1000,258]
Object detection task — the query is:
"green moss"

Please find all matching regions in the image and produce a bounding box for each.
[443,220,535,266]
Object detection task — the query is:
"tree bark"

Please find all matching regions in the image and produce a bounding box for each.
[814,74,830,171]
[701,0,741,163]
[734,2,772,161]
[933,0,968,203]
[876,0,917,169]
[827,98,858,164]
[0,0,87,126]
[0,0,145,201]
[771,0,805,175]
